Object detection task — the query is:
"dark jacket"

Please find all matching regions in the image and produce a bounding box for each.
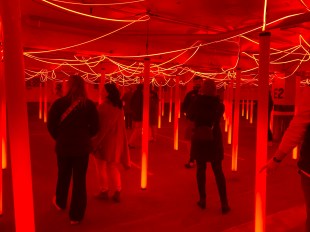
[130,88,143,121]
[299,124,310,174]
[47,96,99,156]
[188,95,225,162]
[181,89,199,119]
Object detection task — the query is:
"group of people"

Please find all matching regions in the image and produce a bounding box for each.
[47,74,309,231]
[47,75,130,224]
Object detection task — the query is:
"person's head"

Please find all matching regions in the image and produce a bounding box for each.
[104,83,122,109]
[201,79,217,96]
[66,75,87,102]
[192,76,203,91]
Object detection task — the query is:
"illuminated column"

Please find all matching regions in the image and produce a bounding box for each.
[255,31,271,232]
[99,68,106,104]
[43,82,48,123]
[292,76,301,159]
[169,86,173,123]
[241,98,245,117]
[141,58,150,189]
[0,0,36,230]
[39,83,42,119]
[158,85,162,128]
[227,80,233,144]
[231,69,241,171]
[161,88,165,116]
[246,88,250,120]
[173,76,180,150]
[250,90,254,124]
[0,23,4,216]
[224,86,229,132]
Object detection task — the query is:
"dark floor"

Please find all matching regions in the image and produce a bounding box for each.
[0,113,306,232]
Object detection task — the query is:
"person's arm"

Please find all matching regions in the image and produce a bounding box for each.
[47,100,61,140]
[261,87,310,171]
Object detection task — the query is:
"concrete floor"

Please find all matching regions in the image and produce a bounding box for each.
[0,111,307,232]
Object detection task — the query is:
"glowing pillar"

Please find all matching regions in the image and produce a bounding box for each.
[246,89,250,120]
[232,69,241,171]
[227,80,233,145]
[158,85,162,129]
[141,58,150,189]
[0,0,36,230]
[161,89,165,116]
[174,76,180,150]
[99,68,106,105]
[0,22,4,215]
[242,99,245,117]
[250,93,254,124]
[43,82,48,123]
[39,83,42,119]
[292,76,301,159]
[169,87,172,123]
[255,31,270,232]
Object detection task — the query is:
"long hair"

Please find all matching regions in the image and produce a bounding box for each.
[104,83,123,109]
[66,75,87,103]
[201,79,217,96]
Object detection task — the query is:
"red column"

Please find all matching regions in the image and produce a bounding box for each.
[169,86,173,123]
[99,68,106,105]
[0,21,4,215]
[43,82,48,123]
[255,31,271,232]
[158,85,162,129]
[232,69,241,171]
[0,0,36,231]
[174,76,180,150]
[292,76,301,159]
[39,83,42,119]
[141,58,150,189]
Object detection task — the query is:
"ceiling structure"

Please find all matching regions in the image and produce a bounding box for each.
[19,0,310,87]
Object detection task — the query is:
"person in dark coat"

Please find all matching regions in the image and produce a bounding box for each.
[47,75,99,224]
[181,76,202,168]
[188,79,230,214]
[128,84,143,147]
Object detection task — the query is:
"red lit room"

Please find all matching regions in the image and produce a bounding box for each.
[1,0,310,231]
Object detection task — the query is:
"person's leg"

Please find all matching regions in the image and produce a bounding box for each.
[94,158,109,192]
[69,155,89,222]
[55,155,72,209]
[108,162,122,202]
[196,161,207,208]
[211,160,230,214]
[300,173,310,231]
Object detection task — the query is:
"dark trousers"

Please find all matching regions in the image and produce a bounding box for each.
[196,160,229,207]
[55,154,89,221]
[125,112,133,129]
[301,173,310,232]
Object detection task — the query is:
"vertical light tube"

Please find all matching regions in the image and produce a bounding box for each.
[158,85,162,129]
[161,89,165,116]
[292,76,301,159]
[246,89,250,120]
[169,87,172,123]
[255,31,271,232]
[250,93,254,124]
[232,69,241,171]
[227,80,233,145]
[0,21,4,215]
[141,58,150,189]
[242,99,245,117]
[174,76,180,150]
[0,0,36,230]
[39,83,42,119]
[43,82,48,123]
[99,68,105,105]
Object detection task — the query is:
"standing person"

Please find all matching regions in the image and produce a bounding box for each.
[261,86,310,232]
[181,76,203,168]
[47,75,99,224]
[122,86,134,129]
[128,84,143,148]
[92,83,131,203]
[149,87,159,141]
[188,79,230,214]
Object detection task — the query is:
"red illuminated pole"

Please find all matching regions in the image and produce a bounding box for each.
[292,76,301,159]
[99,68,106,104]
[169,86,172,123]
[141,58,150,189]
[227,80,233,144]
[174,76,180,150]
[158,85,162,128]
[250,90,254,124]
[255,31,270,232]
[0,0,36,230]
[161,89,165,116]
[246,89,250,120]
[0,22,4,215]
[231,69,241,171]
[43,82,48,123]
[241,98,245,117]
[39,83,42,119]
[224,86,228,132]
